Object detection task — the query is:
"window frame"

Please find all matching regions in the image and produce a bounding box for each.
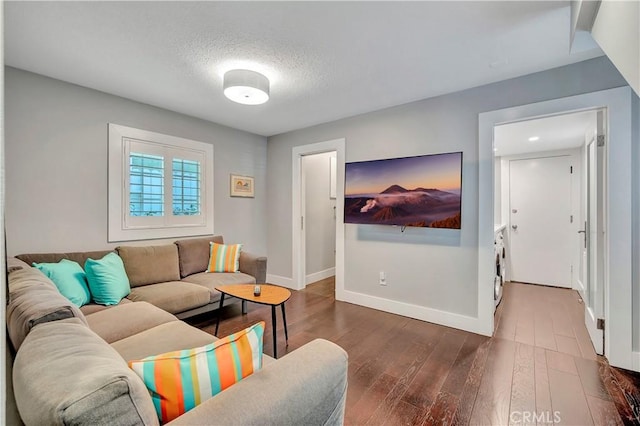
[108,124,214,242]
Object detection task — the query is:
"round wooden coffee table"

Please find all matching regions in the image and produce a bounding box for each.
[214,284,291,358]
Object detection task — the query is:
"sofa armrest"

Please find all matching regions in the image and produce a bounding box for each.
[238,251,267,284]
[166,339,348,426]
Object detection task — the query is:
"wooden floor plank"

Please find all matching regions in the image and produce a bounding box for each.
[402,331,466,409]
[574,357,612,401]
[550,301,575,338]
[509,342,536,426]
[423,391,459,426]
[534,347,554,426]
[383,400,426,426]
[515,309,536,346]
[451,339,492,425]
[348,373,400,425]
[440,333,489,397]
[585,395,623,426]
[534,310,557,351]
[554,335,582,358]
[548,368,594,425]
[546,349,578,375]
[603,365,640,425]
[469,338,517,426]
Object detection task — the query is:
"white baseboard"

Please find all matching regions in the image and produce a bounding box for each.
[632,351,640,372]
[575,279,586,300]
[337,289,487,336]
[306,267,335,285]
[266,273,294,289]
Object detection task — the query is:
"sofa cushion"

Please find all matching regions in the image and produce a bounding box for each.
[13,318,159,426]
[85,252,131,305]
[117,244,181,287]
[129,321,265,423]
[112,321,217,362]
[33,259,91,307]
[85,301,178,344]
[207,243,242,273]
[174,235,224,278]
[181,271,256,302]
[7,268,88,351]
[16,250,114,270]
[80,298,132,315]
[7,257,30,273]
[127,281,210,314]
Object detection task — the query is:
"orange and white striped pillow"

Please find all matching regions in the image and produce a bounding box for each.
[206,242,242,273]
[129,321,264,423]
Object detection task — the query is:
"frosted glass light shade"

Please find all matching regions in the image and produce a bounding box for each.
[223,69,270,105]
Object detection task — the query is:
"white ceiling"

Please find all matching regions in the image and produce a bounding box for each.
[494,110,597,157]
[4,1,603,137]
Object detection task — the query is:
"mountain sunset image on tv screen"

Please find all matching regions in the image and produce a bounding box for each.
[344,152,462,229]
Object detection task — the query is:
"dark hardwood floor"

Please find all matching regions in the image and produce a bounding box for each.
[187,279,640,425]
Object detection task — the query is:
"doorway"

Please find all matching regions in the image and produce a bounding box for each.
[291,138,346,294]
[493,109,604,355]
[301,151,337,286]
[479,86,634,370]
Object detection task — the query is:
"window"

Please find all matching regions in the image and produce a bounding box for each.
[172,159,201,216]
[129,152,164,217]
[108,124,214,242]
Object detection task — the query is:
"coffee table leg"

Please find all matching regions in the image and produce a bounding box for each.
[281,303,288,343]
[271,305,277,359]
[215,293,225,336]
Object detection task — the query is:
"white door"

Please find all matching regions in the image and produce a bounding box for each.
[581,111,605,355]
[509,156,573,287]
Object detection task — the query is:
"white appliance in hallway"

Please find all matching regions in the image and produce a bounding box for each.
[494,225,506,310]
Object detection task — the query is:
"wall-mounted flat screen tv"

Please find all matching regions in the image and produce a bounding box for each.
[344,151,462,229]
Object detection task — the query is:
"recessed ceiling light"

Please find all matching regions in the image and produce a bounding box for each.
[528,136,540,142]
[493,147,498,152]
[223,69,270,105]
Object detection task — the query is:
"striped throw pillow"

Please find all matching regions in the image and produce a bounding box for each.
[129,321,265,423]
[207,242,242,273]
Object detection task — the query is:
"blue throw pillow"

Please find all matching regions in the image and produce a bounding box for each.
[84,253,131,305]
[33,259,91,307]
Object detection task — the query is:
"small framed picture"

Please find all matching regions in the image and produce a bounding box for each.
[230,174,255,198]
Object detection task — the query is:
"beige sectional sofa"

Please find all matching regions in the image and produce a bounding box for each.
[6,239,348,425]
[15,235,266,319]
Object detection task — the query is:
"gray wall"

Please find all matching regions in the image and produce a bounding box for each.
[5,67,268,255]
[267,56,627,318]
[303,152,336,278]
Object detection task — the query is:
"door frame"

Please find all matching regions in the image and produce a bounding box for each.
[478,86,634,370]
[292,138,346,294]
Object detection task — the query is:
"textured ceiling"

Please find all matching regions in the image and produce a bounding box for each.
[494,110,597,157]
[5,1,603,136]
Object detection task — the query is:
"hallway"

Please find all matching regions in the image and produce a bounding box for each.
[494,281,639,425]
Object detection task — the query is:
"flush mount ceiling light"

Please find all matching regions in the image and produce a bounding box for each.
[223,69,270,105]
[528,136,540,142]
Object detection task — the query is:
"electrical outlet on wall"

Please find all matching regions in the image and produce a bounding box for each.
[379,271,387,286]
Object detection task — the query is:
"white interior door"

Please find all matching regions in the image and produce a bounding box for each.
[509,156,573,287]
[582,111,605,355]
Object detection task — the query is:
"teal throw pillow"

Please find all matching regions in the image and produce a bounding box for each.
[84,253,131,305]
[33,259,91,307]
